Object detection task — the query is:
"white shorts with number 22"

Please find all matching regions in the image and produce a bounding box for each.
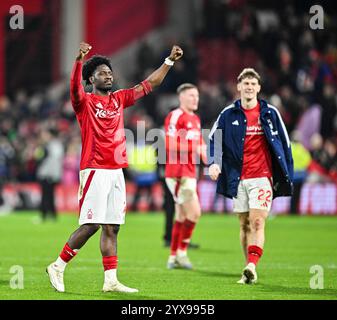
[233,177,273,213]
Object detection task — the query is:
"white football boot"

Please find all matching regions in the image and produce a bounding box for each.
[46,263,65,292]
[237,274,248,284]
[103,281,138,293]
[243,263,258,284]
[176,254,193,269]
[167,255,177,269]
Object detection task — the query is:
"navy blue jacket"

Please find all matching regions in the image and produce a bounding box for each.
[208,99,293,199]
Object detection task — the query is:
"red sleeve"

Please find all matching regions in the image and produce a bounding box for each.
[70,61,86,112]
[115,80,153,109]
[114,88,135,109]
[134,80,152,100]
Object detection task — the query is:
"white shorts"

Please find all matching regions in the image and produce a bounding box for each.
[78,168,126,225]
[233,177,273,213]
[165,177,198,205]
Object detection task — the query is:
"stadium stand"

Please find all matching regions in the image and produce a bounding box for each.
[1,0,337,215]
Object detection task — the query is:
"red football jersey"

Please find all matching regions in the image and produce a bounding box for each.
[241,102,273,179]
[164,108,204,178]
[70,61,152,170]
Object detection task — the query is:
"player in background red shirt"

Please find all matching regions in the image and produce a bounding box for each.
[164,83,207,270]
[47,42,183,293]
[209,68,275,284]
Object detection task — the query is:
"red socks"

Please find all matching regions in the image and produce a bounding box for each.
[103,256,118,271]
[178,219,196,252]
[170,221,183,255]
[247,245,263,266]
[170,220,197,255]
[59,243,78,263]
[59,243,118,272]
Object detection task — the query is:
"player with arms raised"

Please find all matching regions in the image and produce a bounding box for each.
[47,42,183,293]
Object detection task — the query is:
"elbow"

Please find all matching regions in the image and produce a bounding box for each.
[148,81,157,89]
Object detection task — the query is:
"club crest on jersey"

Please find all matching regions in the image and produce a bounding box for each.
[87,209,93,219]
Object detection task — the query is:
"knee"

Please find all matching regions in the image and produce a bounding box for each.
[102,224,120,236]
[189,210,201,222]
[112,225,120,235]
[250,218,265,231]
[89,224,101,234]
[82,224,100,235]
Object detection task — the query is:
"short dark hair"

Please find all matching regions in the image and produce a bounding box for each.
[82,55,113,85]
[237,68,261,84]
[176,83,198,95]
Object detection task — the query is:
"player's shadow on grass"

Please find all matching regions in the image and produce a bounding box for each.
[0,280,8,287]
[197,247,231,255]
[259,284,337,297]
[194,269,241,279]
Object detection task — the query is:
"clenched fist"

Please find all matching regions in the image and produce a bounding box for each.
[168,45,183,62]
[209,164,221,181]
[76,42,92,61]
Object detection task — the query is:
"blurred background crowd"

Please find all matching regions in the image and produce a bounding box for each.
[1,0,337,214]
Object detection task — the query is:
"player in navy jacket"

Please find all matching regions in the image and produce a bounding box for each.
[208,68,293,284]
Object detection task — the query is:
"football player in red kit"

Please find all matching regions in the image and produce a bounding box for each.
[47,42,183,293]
[164,83,207,270]
[209,68,293,284]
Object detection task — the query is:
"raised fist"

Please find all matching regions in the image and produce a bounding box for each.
[77,42,92,61]
[168,45,183,62]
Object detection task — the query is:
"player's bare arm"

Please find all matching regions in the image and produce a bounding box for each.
[134,45,183,93]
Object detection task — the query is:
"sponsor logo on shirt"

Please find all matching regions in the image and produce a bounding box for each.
[246,125,264,135]
[95,108,120,119]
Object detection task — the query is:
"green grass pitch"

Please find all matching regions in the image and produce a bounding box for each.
[0,211,336,300]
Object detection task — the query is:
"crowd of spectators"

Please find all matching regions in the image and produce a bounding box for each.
[1,1,337,211]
